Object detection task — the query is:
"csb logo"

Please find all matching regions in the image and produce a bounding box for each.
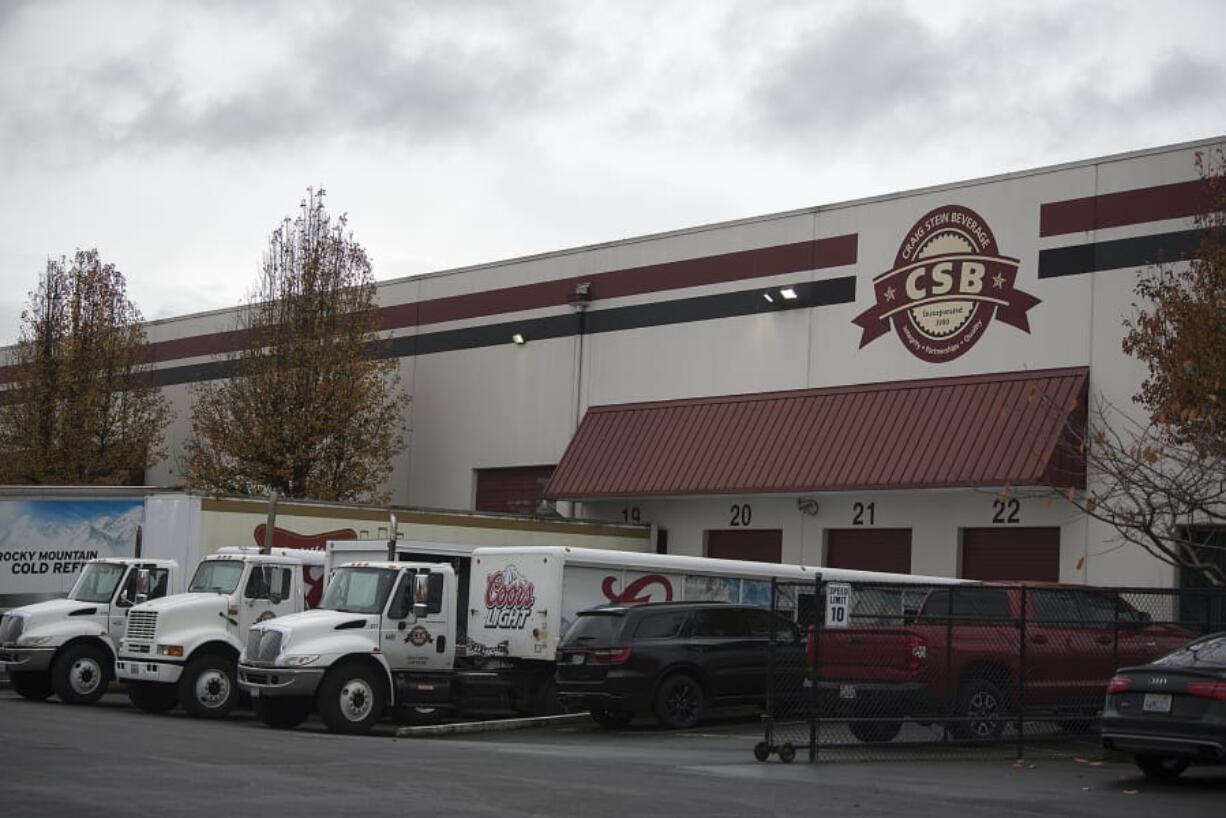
[852,205,1040,362]
[483,565,536,630]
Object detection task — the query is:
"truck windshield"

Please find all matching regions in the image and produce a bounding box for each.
[68,562,128,603]
[188,561,245,594]
[319,567,398,614]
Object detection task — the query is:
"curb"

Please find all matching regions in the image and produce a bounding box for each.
[395,712,590,737]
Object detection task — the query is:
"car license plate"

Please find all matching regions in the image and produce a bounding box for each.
[840,684,857,700]
[1142,693,1172,713]
[570,653,584,665]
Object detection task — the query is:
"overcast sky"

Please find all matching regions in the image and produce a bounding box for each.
[0,0,1222,345]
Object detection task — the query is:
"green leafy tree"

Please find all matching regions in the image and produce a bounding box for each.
[0,250,171,484]
[185,188,407,502]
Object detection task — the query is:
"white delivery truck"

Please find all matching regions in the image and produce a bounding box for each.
[0,557,180,704]
[239,546,960,733]
[114,548,327,718]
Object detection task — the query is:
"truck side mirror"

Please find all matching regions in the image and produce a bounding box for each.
[413,573,430,620]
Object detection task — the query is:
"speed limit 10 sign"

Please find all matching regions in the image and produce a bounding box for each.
[825,583,851,629]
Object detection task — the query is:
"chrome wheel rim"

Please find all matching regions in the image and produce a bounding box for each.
[195,669,232,709]
[70,657,103,695]
[340,678,375,722]
[967,690,1000,737]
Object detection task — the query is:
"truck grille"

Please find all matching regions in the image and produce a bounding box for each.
[0,613,23,645]
[125,610,158,642]
[246,628,283,665]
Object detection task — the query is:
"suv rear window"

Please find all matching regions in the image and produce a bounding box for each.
[565,612,625,646]
[633,611,689,639]
[921,589,1011,621]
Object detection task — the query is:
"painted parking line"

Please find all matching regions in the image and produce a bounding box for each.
[395,712,591,737]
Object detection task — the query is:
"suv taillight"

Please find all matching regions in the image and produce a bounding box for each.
[1105,676,1132,695]
[906,635,927,673]
[592,647,632,665]
[1187,680,1226,701]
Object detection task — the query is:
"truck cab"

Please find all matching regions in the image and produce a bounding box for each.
[239,560,456,733]
[0,558,178,704]
[115,550,323,718]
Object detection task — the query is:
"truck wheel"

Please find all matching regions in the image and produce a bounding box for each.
[1135,754,1189,781]
[589,708,634,729]
[849,718,902,743]
[318,663,386,734]
[51,643,111,704]
[179,656,238,719]
[127,681,179,713]
[531,677,562,716]
[255,696,312,729]
[654,674,704,729]
[950,678,1006,741]
[9,671,53,701]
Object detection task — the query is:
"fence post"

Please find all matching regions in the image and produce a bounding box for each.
[766,577,778,749]
[1206,589,1215,637]
[1017,585,1028,760]
[1112,588,1121,673]
[812,573,824,762]
[945,584,954,740]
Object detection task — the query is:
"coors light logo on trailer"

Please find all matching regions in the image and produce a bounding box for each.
[853,204,1041,362]
[484,564,537,629]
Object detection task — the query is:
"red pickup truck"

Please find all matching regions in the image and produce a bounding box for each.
[812,584,1193,742]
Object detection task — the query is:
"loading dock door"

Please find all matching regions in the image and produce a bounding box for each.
[475,466,555,515]
[825,529,913,574]
[706,530,783,563]
[961,527,1060,581]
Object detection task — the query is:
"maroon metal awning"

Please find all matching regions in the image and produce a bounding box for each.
[544,367,1088,500]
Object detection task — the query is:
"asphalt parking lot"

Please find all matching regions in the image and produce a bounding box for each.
[1,690,1223,818]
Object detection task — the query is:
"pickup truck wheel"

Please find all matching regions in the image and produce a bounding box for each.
[9,671,53,701]
[950,678,1006,741]
[51,643,110,704]
[589,708,634,729]
[654,674,704,729]
[849,718,903,743]
[127,681,178,713]
[255,696,311,729]
[1135,754,1189,781]
[318,663,386,734]
[179,656,238,718]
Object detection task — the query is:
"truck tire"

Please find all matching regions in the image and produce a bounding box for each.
[531,677,562,716]
[178,655,238,719]
[849,718,902,743]
[317,663,386,734]
[589,708,634,729]
[51,643,111,705]
[255,696,312,729]
[127,681,179,713]
[9,670,53,701]
[949,678,1006,741]
[654,674,704,729]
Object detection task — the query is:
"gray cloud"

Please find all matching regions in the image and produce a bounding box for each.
[0,2,574,161]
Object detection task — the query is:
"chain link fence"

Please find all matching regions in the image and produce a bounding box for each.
[755,577,1226,763]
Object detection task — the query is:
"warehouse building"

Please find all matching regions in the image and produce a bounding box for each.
[139,136,1223,589]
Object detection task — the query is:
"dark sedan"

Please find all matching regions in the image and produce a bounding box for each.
[1101,631,1226,780]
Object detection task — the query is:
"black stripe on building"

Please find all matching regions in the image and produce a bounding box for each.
[1037,229,1200,279]
[148,276,858,388]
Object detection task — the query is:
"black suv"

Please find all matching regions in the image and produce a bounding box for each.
[555,602,803,729]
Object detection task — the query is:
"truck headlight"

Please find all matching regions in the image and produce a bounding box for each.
[282,654,319,667]
[18,635,53,647]
[157,644,184,657]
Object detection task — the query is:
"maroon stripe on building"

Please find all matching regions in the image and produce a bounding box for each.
[544,367,1088,499]
[1040,179,1210,237]
[116,234,857,369]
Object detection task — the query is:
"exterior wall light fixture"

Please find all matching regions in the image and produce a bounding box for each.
[511,333,526,345]
[780,287,798,301]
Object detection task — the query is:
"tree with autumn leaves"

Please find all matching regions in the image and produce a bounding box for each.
[0,250,172,484]
[184,188,407,503]
[1058,148,1226,586]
